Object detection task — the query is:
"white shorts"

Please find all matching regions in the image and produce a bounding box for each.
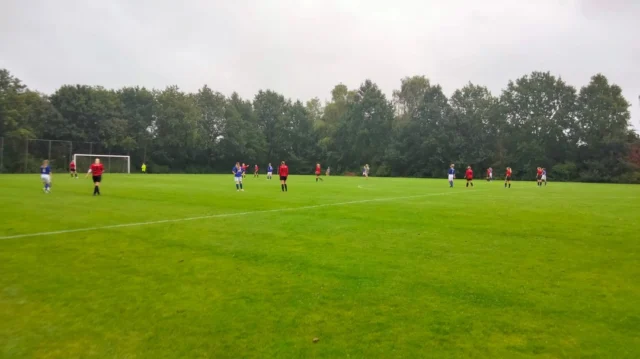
[541,175,547,181]
[234,177,242,183]
[448,174,454,181]
[41,174,51,183]
[267,172,272,176]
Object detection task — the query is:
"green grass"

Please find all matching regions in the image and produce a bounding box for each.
[1,174,639,358]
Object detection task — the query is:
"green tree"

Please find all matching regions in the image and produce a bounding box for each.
[253,90,289,161]
[449,83,499,170]
[335,80,394,172]
[388,78,452,177]
[151,86,200,171]
[499,72,578,178]
[575,74,633,182]
[118,87,156,161]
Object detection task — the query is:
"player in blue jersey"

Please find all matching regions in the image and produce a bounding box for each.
[447,164,455,188]
[541,168,547,186]
[40,160,52,193]
[232,162,244,191]
[266,163,273,180]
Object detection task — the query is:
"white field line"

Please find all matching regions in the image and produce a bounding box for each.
[357,185,375,190]
[0,190,482,240]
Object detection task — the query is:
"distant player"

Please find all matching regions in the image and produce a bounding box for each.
[241,163,248,178]
[141,163,147,174]
[315,163,323,182]
[465,166,474,188]
[267,163,273,180]
[486,167,493,182]
[40,160,52,193]
[541,168,547,186]
[233,162,244,191]
[363,164,370,179]
[505,167,512,188]
[69,160,77,178]
[254,164,259,178]
[85,158,104,196]
[448,164,455,188]
[536,167,543,187]
[326,166,331,176]
[279,161,289,192]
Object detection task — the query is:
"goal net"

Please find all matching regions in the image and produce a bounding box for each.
[73,154,131,174]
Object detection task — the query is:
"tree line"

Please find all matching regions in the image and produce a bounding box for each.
[1,68,639,182]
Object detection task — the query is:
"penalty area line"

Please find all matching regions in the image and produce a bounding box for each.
[0,190,482,240]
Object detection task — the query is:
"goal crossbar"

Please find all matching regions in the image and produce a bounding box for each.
[73,153,131,174]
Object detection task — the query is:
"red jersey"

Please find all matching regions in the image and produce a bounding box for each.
[506,169,512,177]
[279,165,289,177]
[242,165,247,172]
[465,169,473,179]
[90,163,104,176]
[254,165,259,171]
[70,161,76,169]
[537,168,543,176]
[315,165,321,174]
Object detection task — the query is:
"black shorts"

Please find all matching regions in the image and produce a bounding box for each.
[536,175,542,180]
[70,168,76,173]
[466,177,473,181]
[506,176,512,181]
[280,176,288,181]
[92,175,102,183]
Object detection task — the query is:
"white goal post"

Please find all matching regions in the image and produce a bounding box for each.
[73,154,131,174]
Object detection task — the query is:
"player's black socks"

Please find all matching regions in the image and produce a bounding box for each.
[316,178,318,182]
[235,184,239,190]
[504,183,507,188]
[281,184,284,192]
[471,182,474,187]
[466,183,469,187]
[508,183,511,188]
[284,184,288,191]
[93,186,98,195]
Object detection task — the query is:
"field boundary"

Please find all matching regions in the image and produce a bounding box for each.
[0,190,483,240]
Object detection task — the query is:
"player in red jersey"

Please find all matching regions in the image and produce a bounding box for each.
[254,164,259,178]
[504,167,512,188]
[465,166,474,188]
[69,160,78,178]
[536,167,543,187]
[315,163,323,182]
[279,161,289,192]
[241,163,248,178]
[85,158,104,196]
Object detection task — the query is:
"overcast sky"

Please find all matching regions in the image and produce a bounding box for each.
[1,0,639,128]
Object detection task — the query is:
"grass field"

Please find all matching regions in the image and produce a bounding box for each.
[1,173,639,358]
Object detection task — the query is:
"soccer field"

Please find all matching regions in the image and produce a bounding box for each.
[1,174,639,358]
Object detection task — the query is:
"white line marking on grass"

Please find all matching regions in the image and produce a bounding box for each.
[0,190,482,240]
[357,185,375,190]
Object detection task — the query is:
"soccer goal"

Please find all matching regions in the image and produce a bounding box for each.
[73,154,131,174]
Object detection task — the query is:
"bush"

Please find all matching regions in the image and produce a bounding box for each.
[375,164,391,177]
[152,164,170,174]
[551,162,578,182]
[615,171,640,184]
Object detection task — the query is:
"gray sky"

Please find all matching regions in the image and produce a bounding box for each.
[1,0,639,129]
